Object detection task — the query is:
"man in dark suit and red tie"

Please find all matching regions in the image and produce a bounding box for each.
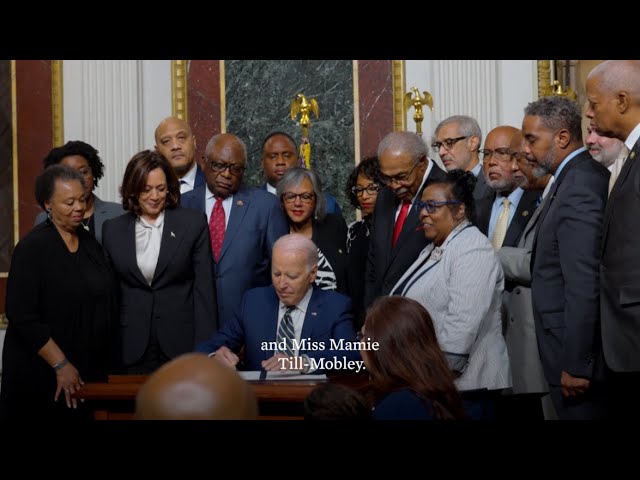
[181,133,289,329]
[524,95,609,419]
[363,131,446,308]
[586,60,640,419]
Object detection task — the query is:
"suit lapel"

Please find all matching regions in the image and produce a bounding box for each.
[520,195,545,247]
[377,188,396,267]
[503,189,540,247]
[124,214,149,286]
[218,188,250,262]
[152,209,185,283]
[603,141,638,243]
[300,287,321,340]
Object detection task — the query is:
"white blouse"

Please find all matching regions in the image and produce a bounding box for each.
[135,212,165,285]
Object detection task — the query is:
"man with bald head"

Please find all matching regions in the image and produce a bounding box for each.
[182,133,288,328]
[476,126,541,249]
[586,60,640,418]
[155,116,205,193]
[364,131,446,307]
[196,234,360,374]
[135,353,258,420]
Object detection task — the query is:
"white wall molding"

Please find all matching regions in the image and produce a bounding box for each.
[63,60,171,203]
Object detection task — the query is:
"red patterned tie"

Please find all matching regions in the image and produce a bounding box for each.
[209,197,225,261]
[392,201,411,248]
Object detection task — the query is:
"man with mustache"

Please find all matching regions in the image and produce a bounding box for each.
[523,96,609,419]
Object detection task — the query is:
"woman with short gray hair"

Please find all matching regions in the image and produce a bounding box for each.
[277,167,348,293]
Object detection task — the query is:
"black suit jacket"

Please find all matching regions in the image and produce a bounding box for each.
[313,213,348,294]
[102,207,218,366]
[364,160,446,307]
[476,188,542,248]
[473,173,493,201]
[531,150,609,385]
[601,137,640,372]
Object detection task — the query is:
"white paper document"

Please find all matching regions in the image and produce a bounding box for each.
[237,371,327,381]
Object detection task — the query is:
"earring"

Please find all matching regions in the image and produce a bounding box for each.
[45,208,52,224]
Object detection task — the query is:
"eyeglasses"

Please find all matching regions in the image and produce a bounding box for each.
[480,148,513,163]
[431,136,468,151]
[209,161,245,176]
[281,192,316,204]
[351,184,381,197]
[416,200,463,214]
[510,151,527,161]
[379,156,424,185]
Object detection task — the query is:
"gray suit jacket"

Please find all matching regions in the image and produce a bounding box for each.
[497,193,549,394]
[35,195,124,245]
[391,220,511,392]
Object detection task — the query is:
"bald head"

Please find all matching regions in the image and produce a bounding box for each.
[135,353,258,420]
[273,233,319,270]
[586,61,640,141]
[154,116,197,177]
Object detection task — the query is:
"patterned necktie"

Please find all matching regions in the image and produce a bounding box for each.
[491,197,511,250]
[392,201,411,248]
[276,306,296,357]
[209,196,225,261]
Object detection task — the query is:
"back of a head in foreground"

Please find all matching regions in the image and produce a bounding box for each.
[304,383,372,420]
[135,353,258,420]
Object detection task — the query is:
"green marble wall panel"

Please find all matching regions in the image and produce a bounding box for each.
[225,60,355,221]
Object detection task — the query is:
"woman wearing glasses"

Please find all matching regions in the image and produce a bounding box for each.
[277,167,348,293]
[344,156,383,327]
[34,141,124,244]
[390,169,511,420]
[102,150,217,374]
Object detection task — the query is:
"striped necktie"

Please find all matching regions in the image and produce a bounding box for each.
[277,306,296,357]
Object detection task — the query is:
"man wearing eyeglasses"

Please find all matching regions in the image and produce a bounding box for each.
[433,115,492,200]
[182,133,289,328]
[476,126,542,250]
[363,131,446,308]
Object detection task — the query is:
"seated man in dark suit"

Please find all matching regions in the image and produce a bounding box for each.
[261,131,343,216]
[196,234,362,374]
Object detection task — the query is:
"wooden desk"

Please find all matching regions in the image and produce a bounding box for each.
[74,373,369,420]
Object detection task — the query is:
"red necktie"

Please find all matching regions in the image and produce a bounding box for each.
[209,197,225,261]
[392,201,411,248]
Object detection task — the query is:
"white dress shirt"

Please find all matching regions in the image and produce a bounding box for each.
[205,186,232,228]
[179,162,198,194]
[135,211,165,285]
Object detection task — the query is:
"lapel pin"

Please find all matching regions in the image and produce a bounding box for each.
[631,152,636,159]
[338,248,343,254]
[236,200,244,206]
[310,312,317,316]
[523,210,529,217]
[171,231,176,238]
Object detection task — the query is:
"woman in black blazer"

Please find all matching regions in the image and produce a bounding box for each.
[344,156,383,328]
[276,167,348,294]
[102,150,218,374]
[1,165,119,420]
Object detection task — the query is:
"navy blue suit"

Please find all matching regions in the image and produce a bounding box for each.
[531,150,609,419]
[181,184,289,328]
[196,285,360,370]
[260,183,343,217]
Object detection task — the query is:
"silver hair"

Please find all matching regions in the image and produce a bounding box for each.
[524,96,582,143]
[434,115,483,148]
[273,233,319,270]
[204,133,248,163]
[276,167,327,222]
[377,131,429,160]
